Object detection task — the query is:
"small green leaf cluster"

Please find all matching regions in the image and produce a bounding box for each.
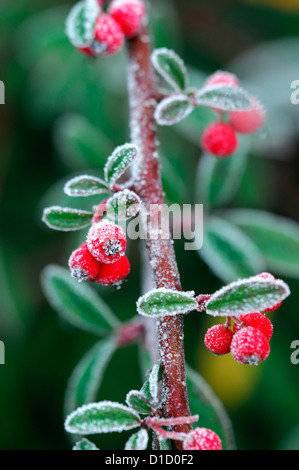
[152,48,251,128]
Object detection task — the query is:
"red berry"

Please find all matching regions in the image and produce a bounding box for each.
[204,324,234,355]
[183,427,222,451]
[233,313,273,342]
[229,97,266,134]
[205,71,240,88]
[94,14,125,55]
[68,242,101,281]
[87,220,127,264]
[201,122,238,157]
[109,0,145,38]
[95,255,130,285]
[230,326,270,365]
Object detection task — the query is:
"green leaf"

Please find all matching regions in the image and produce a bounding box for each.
[64,338,117,417]
[195,137,249,209]
[65,0,100,48]
[186,365,236,450]
[225,209,299,279]
[125,429,149,450]
[158,438,173,450]
[154,94,194,126]
[136,288,197,318]
[64,175,109,197]
[196,85,251,111]
[139,363,162,406]
[126,390,152,415]
[106,189,141,220]
[199,217,265,283]
[148,364,162,403]
[73,438,99,450]
[42,206,93,231]
[104,143,138,187]
[41,265,120,335]
[151,48,188,92]
[205,275,290,317]
[65,401,141,435]
[53,113,113,170]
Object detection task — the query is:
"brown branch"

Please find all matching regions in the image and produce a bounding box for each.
[126,19,192,449]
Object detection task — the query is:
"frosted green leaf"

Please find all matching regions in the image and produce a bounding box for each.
[225,209,299,279]
[65,0,100,48]
[64,175,109,197]
[205,275,290,317]
[136,288,197,317]
[154,94,194,126]
[104,143,138,187]
[41,265,120,335]
[64,338,117,417]
[73,438,99,450]
[139,363,162,406]
[65,401,141,435]
[151,48,188,92]
[125,390,152,415]
[106,189,141,220]
[125,429,149,450]
[42,206,93,231]
[196,85,251,111]
[199,217,265,283]
[148,364,162,403]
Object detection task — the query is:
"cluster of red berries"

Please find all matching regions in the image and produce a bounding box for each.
[80,0,145,57]
[68,220,130,286]
[183,427,222,451]
[201,71,266,157]
[204,273,281,366]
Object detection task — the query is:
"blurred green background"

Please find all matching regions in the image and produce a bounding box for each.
[1,0,299,450]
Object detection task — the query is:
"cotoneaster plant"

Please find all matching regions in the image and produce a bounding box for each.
[41,0,290,450]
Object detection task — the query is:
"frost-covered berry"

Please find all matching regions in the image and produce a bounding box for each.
[233,313,273,342]
[94,14,125,55]
[183,427,222,451]
[68,242,101,281]
[95,255,130,285]
[201,122,238,157]
[109,0,145,38]
[204,324,234,355]
[230,326,270,365]
[205,70,240,88]
[229,97,266,134]
[87,220,127,264]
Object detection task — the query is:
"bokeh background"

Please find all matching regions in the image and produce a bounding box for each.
[1,0,299,450]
